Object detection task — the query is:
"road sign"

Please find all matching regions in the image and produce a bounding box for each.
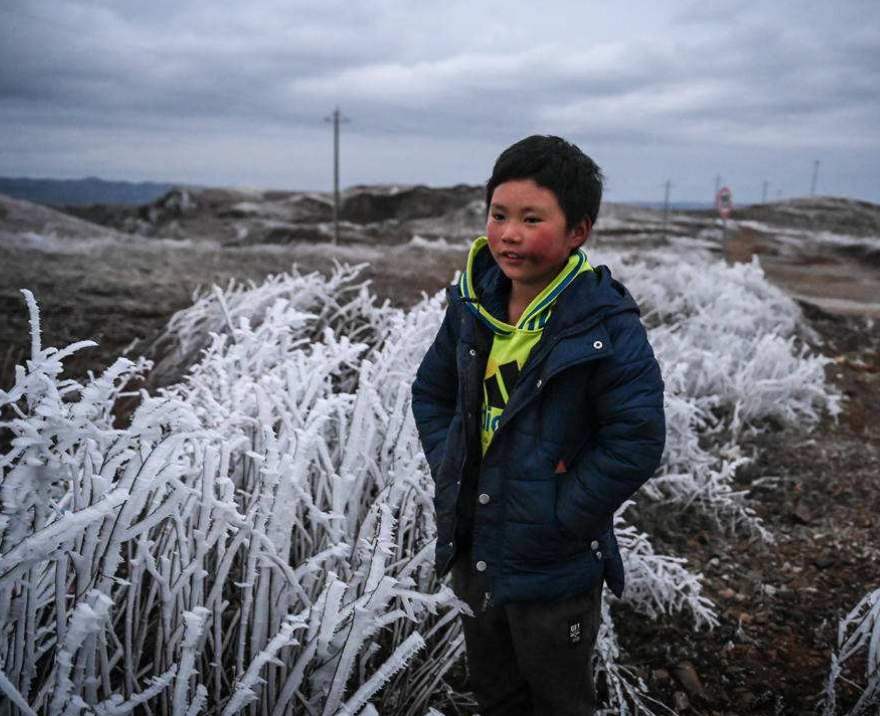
[716,187,733,219]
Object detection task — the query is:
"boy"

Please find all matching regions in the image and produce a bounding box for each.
[411,135,665,716]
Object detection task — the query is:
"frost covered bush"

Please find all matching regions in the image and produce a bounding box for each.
[147,262,393,389]
[0,251,840,715]
[822,588,880,716]
[598,248,841,532]
[0,275,461,716]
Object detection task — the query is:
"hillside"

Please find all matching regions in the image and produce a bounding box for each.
[62,183,486,246]
[0,192,127,242]
[736,196,880,238]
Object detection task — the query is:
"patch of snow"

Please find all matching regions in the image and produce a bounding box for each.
[407,236,467,250]
[668,235,722,251]
[221,186,266,198]
[813,230,880,249]
[792,295,880,316]
[737,220,801,235]
[230,241,384,262]
[230,202,263,215]
[669,214,717,226]
[258,218,297,230]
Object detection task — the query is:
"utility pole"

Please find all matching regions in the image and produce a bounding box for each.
[715,174,721,197]
[662,180,672,239]
[762,180,769,204]
[810,160,820,197]
[324,107,350,244]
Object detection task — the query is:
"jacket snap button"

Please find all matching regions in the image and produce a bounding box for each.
[536,379,542,388]
[593,340,603,350]
[448,541,454,548]
[595,551,603,559]
[478,493,490,504]
[591,540,599,550]
[469,348,476,356]
[475,560,487,572]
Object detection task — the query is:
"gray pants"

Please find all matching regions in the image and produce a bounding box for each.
[451,551,603,716]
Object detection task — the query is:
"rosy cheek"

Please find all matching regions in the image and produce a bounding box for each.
[486,224,503,250]
[523,227,558,260]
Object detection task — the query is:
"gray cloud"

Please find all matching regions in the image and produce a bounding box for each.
[1,0,877,201]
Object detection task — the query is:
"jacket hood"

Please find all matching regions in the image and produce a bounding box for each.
[456,236,638,337]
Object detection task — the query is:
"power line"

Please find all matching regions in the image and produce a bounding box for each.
[324,107,350,245]
[662,179,672,239]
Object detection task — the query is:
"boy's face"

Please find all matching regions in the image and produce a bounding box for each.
[486,179,590,295]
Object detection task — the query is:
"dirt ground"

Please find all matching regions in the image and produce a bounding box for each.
[1,219,878,714]
[725,226,880,318]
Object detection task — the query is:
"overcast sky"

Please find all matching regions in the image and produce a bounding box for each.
[2,0,878,203]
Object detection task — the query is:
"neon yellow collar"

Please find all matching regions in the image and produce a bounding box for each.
[459,236,592,335]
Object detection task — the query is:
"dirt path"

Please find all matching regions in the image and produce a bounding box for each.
[724,226,880,318]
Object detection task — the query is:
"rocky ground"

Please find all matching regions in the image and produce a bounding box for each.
[1,190,878,714]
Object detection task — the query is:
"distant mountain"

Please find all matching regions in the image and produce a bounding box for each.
[0,176,181,207]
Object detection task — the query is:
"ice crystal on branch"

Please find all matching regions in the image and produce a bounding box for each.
[823,588,880,716]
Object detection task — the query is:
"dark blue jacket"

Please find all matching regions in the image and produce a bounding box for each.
[411,248,665,607]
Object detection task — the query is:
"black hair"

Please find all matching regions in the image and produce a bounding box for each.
[485,135,604,230]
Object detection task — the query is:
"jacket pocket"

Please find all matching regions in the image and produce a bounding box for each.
[553,475,585,543]
[553,473,613,544]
